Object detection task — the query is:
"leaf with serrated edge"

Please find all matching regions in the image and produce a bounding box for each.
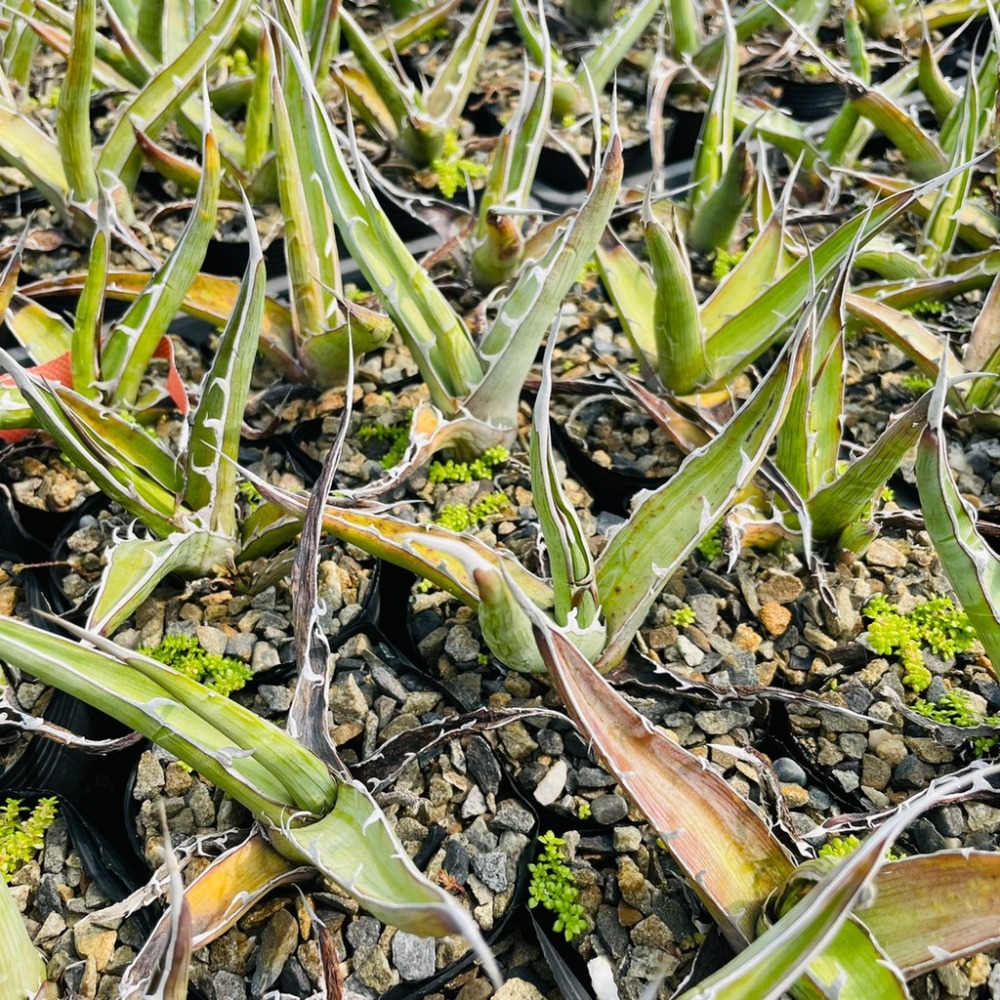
[121,834,310,995]
[21,270,304,380]
[86,533,232,638]
[468,134,623,427]
[0,348,178,530]
[184,192,265,536]
[859,852,1000,975]
[274,781,501,983]
[0,617,294,822]
[101,123,220,407]
[915,362,1000,677]
[96,0,250,181]
[595,320,807,669]
[530,329,599,631]
[704,184,942,384]
[5,294,73,363]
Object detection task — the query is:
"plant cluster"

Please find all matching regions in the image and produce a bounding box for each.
[0,797,58,882]
[5,0,1000,996]
[435,491,511,533]
[140,634,252,696]
[527,831,588,942]
[427,446,510,484]
[913,690,1000,755]
[863,595,979,692]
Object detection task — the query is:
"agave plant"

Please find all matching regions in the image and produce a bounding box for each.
[329,0,501,167]
[525,591,1000,999]
[0,0,251,233]
[0,613,500,987]
[261,12,623,471]
[0,138,300,634]
[245,302,811,674]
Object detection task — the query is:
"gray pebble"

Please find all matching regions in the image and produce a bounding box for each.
[213,969,248,999]
[590,794,629,825]
[346,916,381,951]
[894,755,933,790]
[461,785,487,819]
[42,820,68,874]
[491,800,534,835]
[471,851,508,893]
[226,633,255,661]
[772,758,808,785]
[694,709,752,735]
[258,684,293,713]
[575,767,618,789]
[444,624,481,663]
[251,641,280,672]
[930,806,965,838]
[391,931,436,981]
[597,906,630,959]
[831,767,860,793]
[371,664,409,701]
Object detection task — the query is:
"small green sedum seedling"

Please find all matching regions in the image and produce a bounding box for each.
[528,831,588,942]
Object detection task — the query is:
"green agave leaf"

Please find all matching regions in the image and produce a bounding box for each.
[56,0,98,203]
[922,60,979,267]
[424,0,500,124]
[775,273,846,501]
[918,38,959,121]
[849,86,948,181]
[733,100,820,169]
[0,617,294,823]
[668,0,702,57]
[595,321,807,669]
[860,852,1000,975]
[645,201,706,394]
[938,42,996,158]
[101,124,220,407]
[915,366,1000,677]
[70,192,109,398]
[805,389,929,541]
[51,383,183,495]
[690,2,737,214]
[0,876,49,1000]
[274,781,502,984]
[86,532,233,637]
[53,616,339,817]
[700,204,790,338]
[574,0,662,95]
[530,332,599,631]
[595,231,657,374]
[271,21,342,354]
[337,9,443,165]
[687,139,755,253]
[704,184,935,383]
[845,295,966,384]
[244,30,273,176]
[467,134,623,430]
[184,193,265,536]
[0,348,178,532]
[97,0,251,183]
[275,20,481,407]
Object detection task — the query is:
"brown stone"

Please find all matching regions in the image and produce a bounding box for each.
[758,602,792,636]
[733,623,762,653]
[757,573,804,606]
